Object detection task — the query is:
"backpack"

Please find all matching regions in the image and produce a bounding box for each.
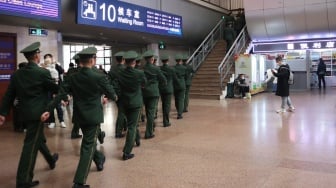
[281,66,294,85]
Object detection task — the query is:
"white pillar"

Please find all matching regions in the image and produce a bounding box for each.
[147,43,159,65]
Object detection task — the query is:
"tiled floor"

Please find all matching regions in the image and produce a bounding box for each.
[1,88,336,188]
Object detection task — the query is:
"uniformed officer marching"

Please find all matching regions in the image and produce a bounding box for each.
[67,54,107,143]
[142,50,167,139]
[159,54,177,127]
[0,42,59,188]
[117,50,147,160]
[41,47,117,188]
[173,54,187,119]
[182,54,194,112]
[66,54,82,139]
[108,51,127,138]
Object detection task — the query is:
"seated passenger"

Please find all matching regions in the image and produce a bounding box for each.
[234,74,250,98]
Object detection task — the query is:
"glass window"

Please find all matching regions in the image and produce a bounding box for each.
[63,44,112,72]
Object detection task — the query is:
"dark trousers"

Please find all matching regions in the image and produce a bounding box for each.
[184,85,191,111]
[73,125,104,184]
[71,123,81,136]
[48,103,64,123]
[318,74,326,88]
[16,121,54,186]
[144,97,159,137]
[240,86,250,97]
[121,106,141,154]
[13,106,25,132]
[160,93,172,126]
[115,101,127,136]
[174,89,185,116]
[225,39,234,52]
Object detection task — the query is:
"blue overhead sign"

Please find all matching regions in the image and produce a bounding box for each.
[77,0,183,37]
[0,0,61,21]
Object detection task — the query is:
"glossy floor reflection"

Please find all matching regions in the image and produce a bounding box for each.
[1,88,336,188]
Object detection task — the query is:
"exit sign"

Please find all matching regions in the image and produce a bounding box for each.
[29,28,48,37]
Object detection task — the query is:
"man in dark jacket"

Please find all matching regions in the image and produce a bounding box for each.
[223,24,237,53]
[272,56,295,113]
[0,42,59,188]
[317,58,326,89]
[108,51,127,138]
[142,50,167,139]
[173,54,187,119]
[118,50,147,160]
[182,54,194,112]
[42,47,117,188]
[159,54,177,127]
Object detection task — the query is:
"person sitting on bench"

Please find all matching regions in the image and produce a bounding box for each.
[234,74,250,98]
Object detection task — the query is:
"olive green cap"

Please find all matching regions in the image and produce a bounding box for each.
[124,50,138,59]
[160,54,169,61]
[20,42,41,53]
[136,55,142,61]
[114,51,125,57]
[78,47,97,55]
[142,50,155,58]
[182,54,189,60]
[72,54,79,60]
[175,53,183,60]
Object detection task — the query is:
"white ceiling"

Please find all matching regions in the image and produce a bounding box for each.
[244,0,336,42]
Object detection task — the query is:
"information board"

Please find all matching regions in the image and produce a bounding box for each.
[253,39,336,53]
[77,0,183,37]
[0,35,16,82]
[0,0,61,21]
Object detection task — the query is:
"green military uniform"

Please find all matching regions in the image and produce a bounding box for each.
[0,42,59,188]
[48,47,117,187]
[134,55,145,137]
[223,24,237,52]
[118,51,147,160]
[92,66,108,144]
[142,50,167,138]
[225,13,235,26]
[182,55,194,112]
[159,54,177,127]
[135,55,142,70]
[66,54,82,139]
[173,54,187,119]
[153,55,159,120]
[108,51,127,138]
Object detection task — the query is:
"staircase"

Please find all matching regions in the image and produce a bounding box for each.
[189,40,234,100]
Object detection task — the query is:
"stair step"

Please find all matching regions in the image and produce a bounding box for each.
[192,83,220,87]
[190,89,221,93]
[195,69,219,72]
[188,40,231,100]
[189,93,220,100]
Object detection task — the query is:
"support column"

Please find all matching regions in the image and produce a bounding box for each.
[147,43,159,65]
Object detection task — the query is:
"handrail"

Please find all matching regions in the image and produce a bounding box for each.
[218,25,250,90]
[186,19,225,71]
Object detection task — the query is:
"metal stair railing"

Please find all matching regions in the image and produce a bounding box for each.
[186,19,225,71]
[218,25,249,90]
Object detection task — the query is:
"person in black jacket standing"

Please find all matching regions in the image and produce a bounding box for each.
[272,56,295,113]
[317,58,326,89]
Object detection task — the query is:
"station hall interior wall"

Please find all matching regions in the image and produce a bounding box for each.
[0,24,59,67]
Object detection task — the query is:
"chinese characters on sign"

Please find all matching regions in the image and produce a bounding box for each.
[254,39,336,52]
[77,0,182,37]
